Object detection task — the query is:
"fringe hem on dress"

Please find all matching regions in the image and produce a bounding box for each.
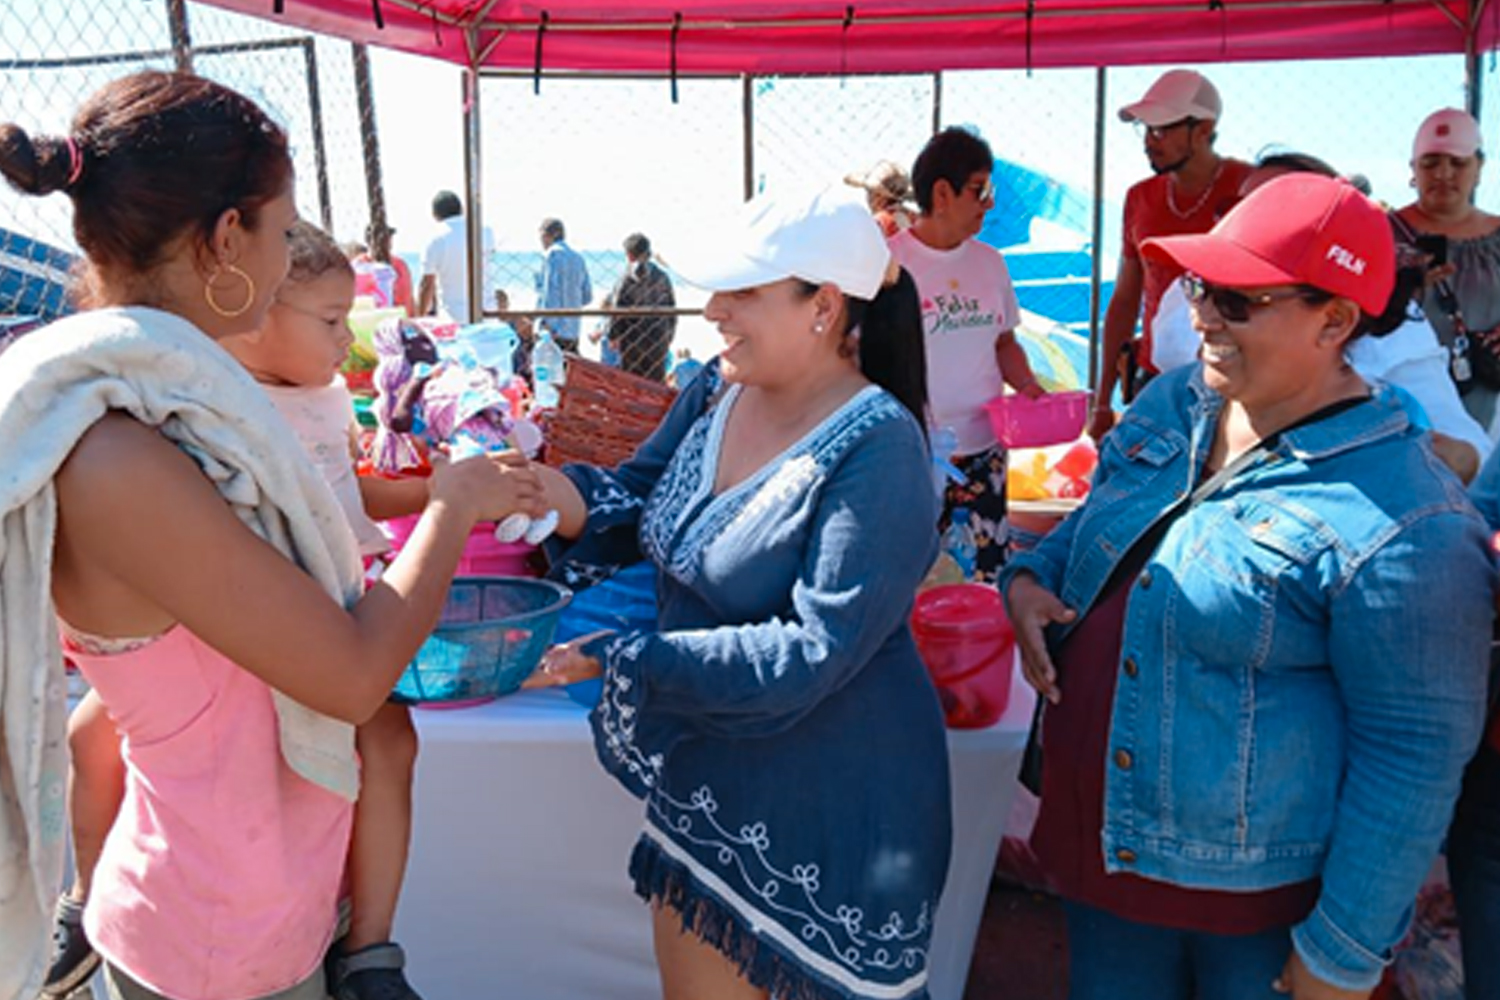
[629,839,931,1000]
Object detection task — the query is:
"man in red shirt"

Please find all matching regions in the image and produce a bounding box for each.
[1088,69,1253,441]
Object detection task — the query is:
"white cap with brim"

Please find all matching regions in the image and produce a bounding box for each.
[674,186,891,301]
[1118,69,1223,127]
[1413,108,1483,160]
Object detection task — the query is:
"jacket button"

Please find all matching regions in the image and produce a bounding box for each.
[1139,569,1153,589]
[1116,848,1137,864]
[1114,749,1133,770]
[1123,657,1138,678]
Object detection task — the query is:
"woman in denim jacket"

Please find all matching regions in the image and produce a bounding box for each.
[1001,174,1495,1000]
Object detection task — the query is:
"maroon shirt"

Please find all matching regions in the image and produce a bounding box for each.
[1031,544,1319,934]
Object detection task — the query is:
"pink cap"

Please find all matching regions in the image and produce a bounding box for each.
[1413,108,1483,160]
[1118,69,1222,127]
[1141,173,1395,316]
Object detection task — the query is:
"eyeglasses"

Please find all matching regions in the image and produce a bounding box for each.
[1134,117,1198,141]
[1182,274,1322,324]
[964,178,995,202]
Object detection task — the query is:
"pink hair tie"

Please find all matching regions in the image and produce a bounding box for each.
[64,136,84,188]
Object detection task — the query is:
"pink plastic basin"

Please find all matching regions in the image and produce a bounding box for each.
[984,390,1091,449]
[382,513,537,578]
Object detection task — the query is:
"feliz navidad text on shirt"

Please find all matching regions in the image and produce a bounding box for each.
[924,292,998,336]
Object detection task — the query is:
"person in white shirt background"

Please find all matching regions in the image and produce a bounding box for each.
[416,190,494,323]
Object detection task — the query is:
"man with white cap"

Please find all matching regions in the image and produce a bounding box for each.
[1089,68,1253,441]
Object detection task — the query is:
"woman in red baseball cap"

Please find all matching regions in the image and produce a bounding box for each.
[1001,173,1494,1000]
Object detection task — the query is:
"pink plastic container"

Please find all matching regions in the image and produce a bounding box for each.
[911,584,1015,729]
[984,390,1091,449]
[382,513,538,577]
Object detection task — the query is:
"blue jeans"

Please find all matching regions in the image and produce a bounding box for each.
[1451,742,1500,1000]
[1064,901,1290,1000]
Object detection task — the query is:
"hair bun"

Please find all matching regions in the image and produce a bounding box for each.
[0,125,75,196]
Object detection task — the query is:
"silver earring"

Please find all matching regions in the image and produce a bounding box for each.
[814,322,825,334]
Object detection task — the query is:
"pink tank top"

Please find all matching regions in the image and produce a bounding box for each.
[68,626,354,1000]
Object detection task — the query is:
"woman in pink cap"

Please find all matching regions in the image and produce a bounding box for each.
[1393,108,1500,441]
[1001,173,1494,1000]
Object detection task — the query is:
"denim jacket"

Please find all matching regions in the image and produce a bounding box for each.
[1000,365,1495,990]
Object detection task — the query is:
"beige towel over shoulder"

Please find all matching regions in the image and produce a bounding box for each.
[0,307,364,998]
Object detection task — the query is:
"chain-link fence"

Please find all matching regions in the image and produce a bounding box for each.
[2,1,1495,384]
[470,54,1480,382]
[0,0,385,330]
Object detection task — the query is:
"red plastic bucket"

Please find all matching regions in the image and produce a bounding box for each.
[382,513,538,577]
[911,584,1015,729]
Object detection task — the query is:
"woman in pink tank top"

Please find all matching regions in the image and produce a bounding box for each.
[0,72,546,1000]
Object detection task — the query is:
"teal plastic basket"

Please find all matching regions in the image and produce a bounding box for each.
[395,577,571,707]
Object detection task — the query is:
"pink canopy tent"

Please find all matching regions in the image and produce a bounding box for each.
[204,0,1497,76]
[193,0,1499,340]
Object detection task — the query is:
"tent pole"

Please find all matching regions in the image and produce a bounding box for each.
[1467,0,1486,119]
[1087,65,1106,394]
[933,71,943,134]
[302,38,334,233]
[463,61,485,323]
[352,43,388,241]
[165,0,193,74]
[743,74,755,202]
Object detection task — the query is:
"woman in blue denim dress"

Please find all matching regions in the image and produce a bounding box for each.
[1002,174,1495,1000]
[528,189,952,1000]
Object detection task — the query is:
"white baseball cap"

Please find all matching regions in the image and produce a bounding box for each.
[674,186,891,301]
[1413,108,1483,160]
[1118,69,1223,127]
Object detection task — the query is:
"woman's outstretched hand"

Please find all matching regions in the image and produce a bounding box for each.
[1005,573,1076,705]
[523,629,613,689]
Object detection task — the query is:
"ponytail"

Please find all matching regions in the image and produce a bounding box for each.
[844,267,928,433]
[1356,264,1425,339]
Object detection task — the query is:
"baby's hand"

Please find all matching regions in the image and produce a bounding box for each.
[428,450,545,523]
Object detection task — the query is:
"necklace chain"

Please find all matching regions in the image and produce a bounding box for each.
[1166,160,1225,221]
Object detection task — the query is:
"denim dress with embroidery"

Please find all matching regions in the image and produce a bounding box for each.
[559,361,952,1000]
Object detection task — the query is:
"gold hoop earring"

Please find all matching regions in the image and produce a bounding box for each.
[204,263,256,318]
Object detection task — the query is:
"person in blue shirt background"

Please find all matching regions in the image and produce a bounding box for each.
[536,217,591,350]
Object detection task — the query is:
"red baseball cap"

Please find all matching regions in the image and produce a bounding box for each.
[1142,173,1395,316]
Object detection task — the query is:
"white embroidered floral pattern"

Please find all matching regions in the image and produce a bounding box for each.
[645,783,933,976]
[644,386,904,590]
[593,633,662,794]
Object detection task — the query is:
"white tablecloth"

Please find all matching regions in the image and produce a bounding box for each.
[394,659,1033,1000]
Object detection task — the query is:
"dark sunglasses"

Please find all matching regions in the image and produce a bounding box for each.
[1182,273,1324,324]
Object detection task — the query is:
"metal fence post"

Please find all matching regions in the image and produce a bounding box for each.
[166,0,193,73]
[1088,66,1106,393]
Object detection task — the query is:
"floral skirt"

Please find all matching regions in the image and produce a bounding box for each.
[941,445,1009,583]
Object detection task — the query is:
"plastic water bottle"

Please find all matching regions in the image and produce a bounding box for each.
[940,508,979,581]
[531,328,566,409]
[459,321,519,379]
[931,425,964,499]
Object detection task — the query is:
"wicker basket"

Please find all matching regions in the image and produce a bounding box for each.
[543,355,677,468]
